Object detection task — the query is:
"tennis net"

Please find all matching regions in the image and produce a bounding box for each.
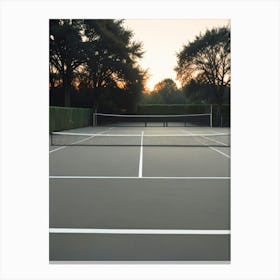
[50,132,230,147]
[93,113,212,127]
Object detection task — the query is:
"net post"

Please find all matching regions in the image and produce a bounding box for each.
[93,108,97,126]
[210,104,213,127]
[93,113,96,126]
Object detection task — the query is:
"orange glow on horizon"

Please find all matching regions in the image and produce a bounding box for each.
[125,19,229,93]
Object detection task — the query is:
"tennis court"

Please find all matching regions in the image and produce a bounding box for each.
[49,115,230,262]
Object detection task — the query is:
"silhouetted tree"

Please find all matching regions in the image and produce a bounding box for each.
[175,27,230,113]
[83,19,145,111]
[141,78,186,104]
[182,79,230,105]
[50,20,87,106]
[49,19,146,111]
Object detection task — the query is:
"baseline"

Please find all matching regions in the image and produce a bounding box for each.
[50,228,230,235]
[49,176,230,179]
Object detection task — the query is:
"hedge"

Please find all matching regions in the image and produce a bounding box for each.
[49,106,93,132]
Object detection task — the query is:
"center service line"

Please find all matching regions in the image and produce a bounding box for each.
[138,131,144,178]
[49,228,231,235]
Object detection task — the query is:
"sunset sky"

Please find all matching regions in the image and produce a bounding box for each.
[124,19,230,91]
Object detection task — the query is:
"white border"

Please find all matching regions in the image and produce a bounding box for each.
[0,0,279,279]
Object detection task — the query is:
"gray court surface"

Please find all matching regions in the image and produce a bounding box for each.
[49,126,230,262]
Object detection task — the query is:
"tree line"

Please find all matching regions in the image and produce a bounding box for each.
[50,19,146,112]
[50,20,230,113]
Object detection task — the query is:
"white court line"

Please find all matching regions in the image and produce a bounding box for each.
[49,228,230,235]
[49,176,230,179]
[180,128,230,159]
[96,113,211,117]
[138,131,144,178]
[52,132,141,137]
[49,128,113,154]
[209,147,231,158]
[200,134,230,158]
[51,133,229,137]
[202,135,228,146]
[49,146,67,153]
[144,133,228,137]
[211,129,230,134]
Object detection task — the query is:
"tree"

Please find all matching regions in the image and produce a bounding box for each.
[154,78,178,103]
[82,19,145,111]
[49,20,87,107]
[49,20,146,111]
[141,78,186,104]
[175,26,230,109]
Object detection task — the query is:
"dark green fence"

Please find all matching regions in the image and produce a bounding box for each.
[212,104,230,127]
[137,104,230,127]
[49,106,93,132]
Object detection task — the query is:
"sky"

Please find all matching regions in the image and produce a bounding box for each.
[124,19,230,91]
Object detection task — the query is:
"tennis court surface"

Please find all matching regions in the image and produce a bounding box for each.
[49,118,230,262]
